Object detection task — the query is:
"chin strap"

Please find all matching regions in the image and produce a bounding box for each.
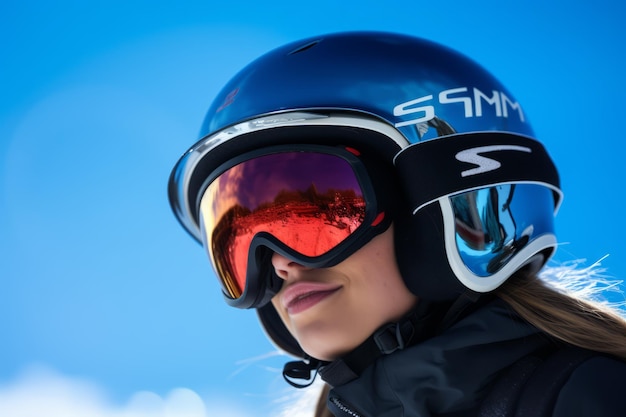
[281,301,452,388]
[283,355,328,388]
[321,301,451,386]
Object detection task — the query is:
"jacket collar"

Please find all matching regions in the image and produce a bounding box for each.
[325,300,548,416]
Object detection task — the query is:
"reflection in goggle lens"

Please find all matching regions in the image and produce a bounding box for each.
[200,151,367,299]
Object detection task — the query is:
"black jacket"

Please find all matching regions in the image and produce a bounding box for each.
[321,301,626,417]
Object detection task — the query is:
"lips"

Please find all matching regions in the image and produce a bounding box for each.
[281,281,341,315]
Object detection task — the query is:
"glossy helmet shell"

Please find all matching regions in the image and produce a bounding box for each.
[168,31,561,357]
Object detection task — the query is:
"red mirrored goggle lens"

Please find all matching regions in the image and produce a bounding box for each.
[199,150,367,299]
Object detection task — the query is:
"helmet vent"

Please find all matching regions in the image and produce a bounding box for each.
[288,40,321,55]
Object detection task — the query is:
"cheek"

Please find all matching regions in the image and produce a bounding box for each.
[347,252,418,324]
[354,274,417,324]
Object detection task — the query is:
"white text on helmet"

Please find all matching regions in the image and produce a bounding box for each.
[393,87,525,128]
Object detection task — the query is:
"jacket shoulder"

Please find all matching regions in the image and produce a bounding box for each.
[552,355,626,417]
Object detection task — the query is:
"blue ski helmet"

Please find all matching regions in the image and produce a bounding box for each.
[168,31,561,357]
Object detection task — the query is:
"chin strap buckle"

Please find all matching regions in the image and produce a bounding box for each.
[373,316,416,354]
[282,356,327,388]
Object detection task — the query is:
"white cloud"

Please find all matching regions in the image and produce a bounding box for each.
[271,380,325,417]
[0,364,307,417]
[0,364,325,417]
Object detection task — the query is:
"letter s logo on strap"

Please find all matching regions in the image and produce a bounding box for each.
[455,145,531,177]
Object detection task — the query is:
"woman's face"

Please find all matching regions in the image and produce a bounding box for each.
[270,226,418,361]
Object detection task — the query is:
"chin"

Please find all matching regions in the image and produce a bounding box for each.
[302,346,342,362]
[299,335,360,362]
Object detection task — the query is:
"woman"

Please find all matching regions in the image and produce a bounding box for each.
[168,31,626,416]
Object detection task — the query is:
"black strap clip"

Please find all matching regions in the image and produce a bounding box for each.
[374,319,416,355]
[282,356,327,388]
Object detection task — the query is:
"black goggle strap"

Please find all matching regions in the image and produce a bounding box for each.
[393,132,562,214]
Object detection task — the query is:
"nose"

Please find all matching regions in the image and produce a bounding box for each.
[271,252,308,280]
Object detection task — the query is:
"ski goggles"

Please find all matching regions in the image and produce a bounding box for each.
[198,144,391,308]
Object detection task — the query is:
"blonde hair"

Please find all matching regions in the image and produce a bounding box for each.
[497,260,626,360]
[314,384,333,417]
[313,260,626,416]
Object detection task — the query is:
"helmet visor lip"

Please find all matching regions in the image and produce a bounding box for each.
[198,144,384,305]
[168,111,409,243]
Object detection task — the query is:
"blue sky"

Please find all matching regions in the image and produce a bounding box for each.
[1,1,625,416]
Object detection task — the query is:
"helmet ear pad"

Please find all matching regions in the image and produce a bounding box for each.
[257,301,305,358]
[393,200,468,301]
